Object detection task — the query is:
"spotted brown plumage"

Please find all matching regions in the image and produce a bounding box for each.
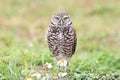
[46,13,77,62]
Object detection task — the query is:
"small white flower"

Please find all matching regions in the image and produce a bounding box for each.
[27,74,32,80]
[32,73,36,77]
[41,77,46,80]
[27,78,32,80]
[58,72,68,77]
[32,72,41,79]
[45,62,52,68]
[21,70,25,74]
[57,59,67,67]
[36,73,41,79]
[61,72,67,77]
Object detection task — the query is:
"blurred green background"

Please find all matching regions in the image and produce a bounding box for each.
[0,0,120,80]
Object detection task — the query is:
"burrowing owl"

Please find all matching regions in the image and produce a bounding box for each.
[47,13,77,63]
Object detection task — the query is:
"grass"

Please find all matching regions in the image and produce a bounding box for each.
[0,0,120,80]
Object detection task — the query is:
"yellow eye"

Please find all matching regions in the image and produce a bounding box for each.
[55,17,59,20]
[64,17,68,20]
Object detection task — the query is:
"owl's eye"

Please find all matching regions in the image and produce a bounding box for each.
[55,17,59,20]
[63,17,69,20]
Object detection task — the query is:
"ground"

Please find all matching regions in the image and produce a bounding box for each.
[0,0,120,80]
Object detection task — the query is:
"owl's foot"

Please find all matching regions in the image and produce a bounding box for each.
[57,59,68,67]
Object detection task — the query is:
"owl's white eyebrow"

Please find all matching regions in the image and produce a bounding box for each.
[63,16,69,18]
[55,16,59,18]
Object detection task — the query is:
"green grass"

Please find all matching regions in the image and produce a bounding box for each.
[0,0,120,80]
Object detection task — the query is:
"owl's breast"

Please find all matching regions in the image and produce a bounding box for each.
[57,27,66,40]
[58,33,63,39]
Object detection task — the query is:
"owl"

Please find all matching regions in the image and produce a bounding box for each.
[46,13,77,64]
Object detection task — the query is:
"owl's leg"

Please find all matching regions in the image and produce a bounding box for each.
[64,61,69,72]
[63,66,66,72]
[58,65,60,71]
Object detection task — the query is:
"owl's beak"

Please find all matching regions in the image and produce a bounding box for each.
[59,20,64,26]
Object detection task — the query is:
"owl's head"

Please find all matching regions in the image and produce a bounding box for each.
[51,13,72,27]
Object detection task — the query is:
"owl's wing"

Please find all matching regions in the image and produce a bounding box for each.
[71,27,77,54]
[64,26,77,57]
[47,26,58,56]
